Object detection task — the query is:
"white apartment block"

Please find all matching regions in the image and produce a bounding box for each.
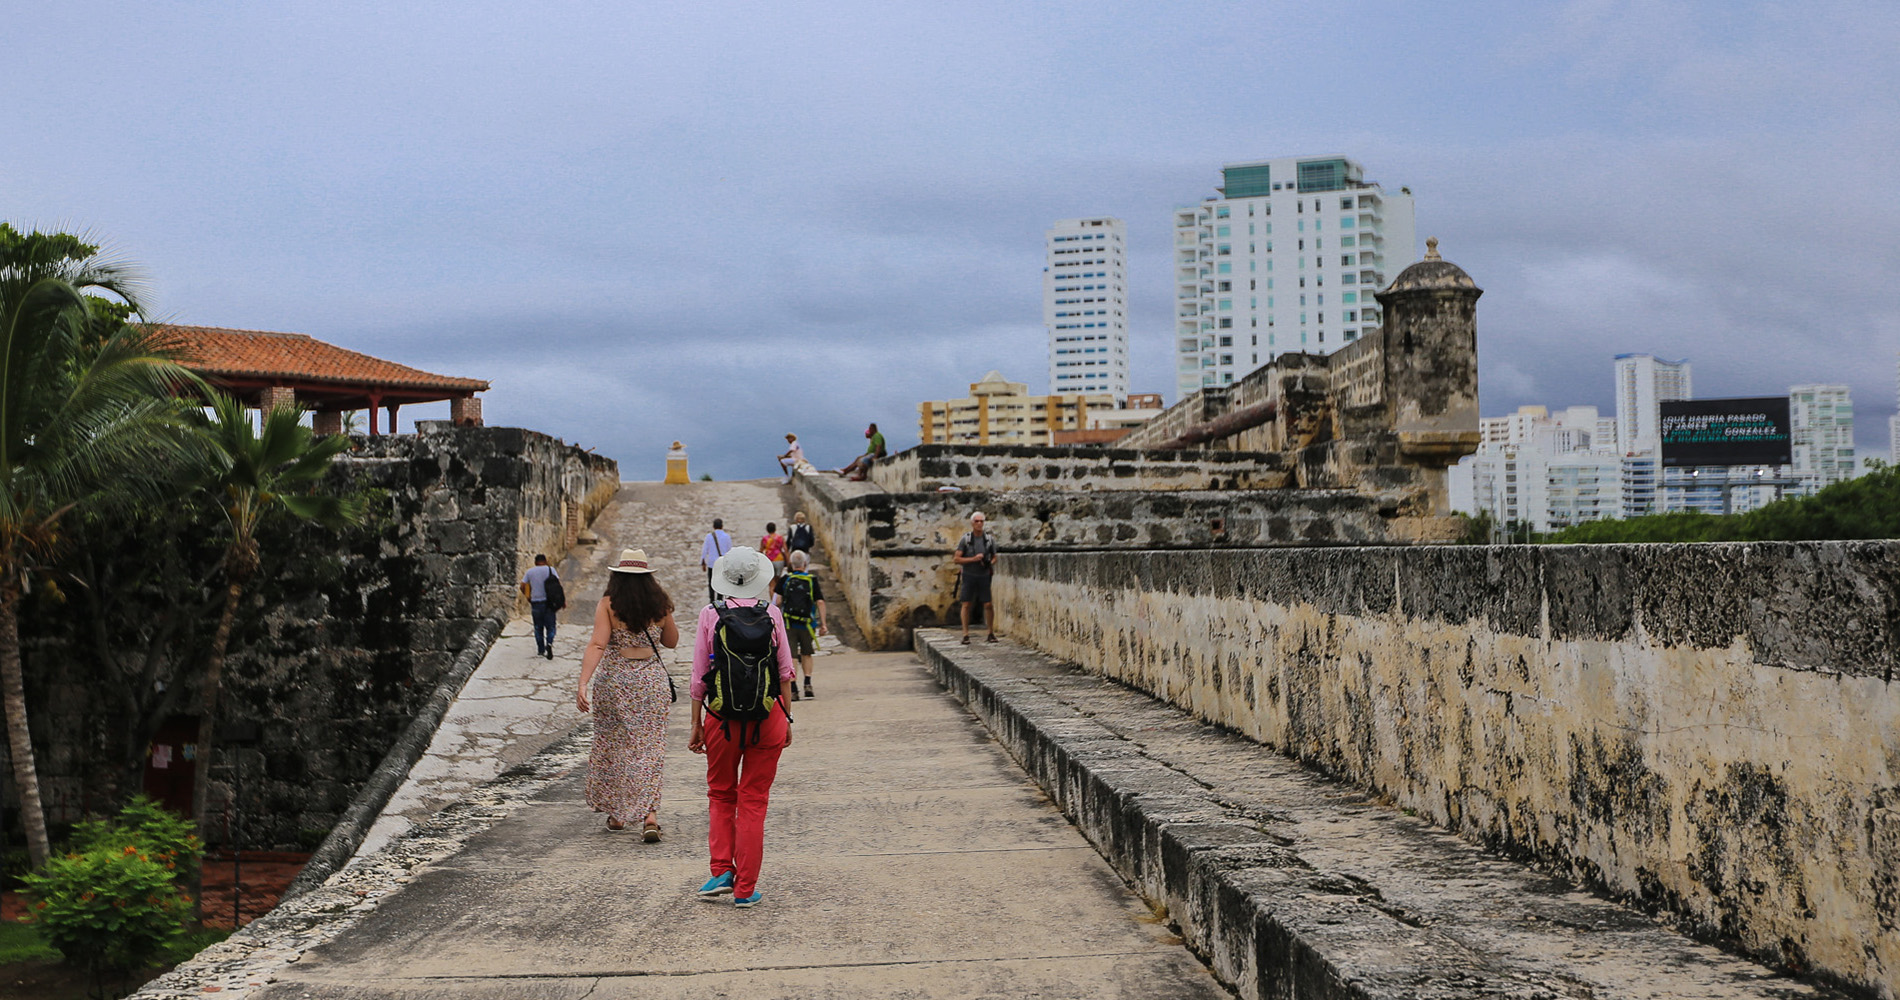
[1045,218,1128,397]
[1890,353,1899,464]
[1453,446,1624,534]
[1452,404,1623,532]
[1613,353,1691,454]
[1173,156,1416,399]
[1789,384,1854,489]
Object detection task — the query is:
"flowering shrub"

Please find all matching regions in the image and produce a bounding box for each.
[20,846,192,973]
[69,795,202,883]
[20,796,203,976]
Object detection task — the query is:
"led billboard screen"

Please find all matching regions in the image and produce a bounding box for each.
[1659,397,1792,467]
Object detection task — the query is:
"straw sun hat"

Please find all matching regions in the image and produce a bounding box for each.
[609,548,655,574]
[710,546,774,600]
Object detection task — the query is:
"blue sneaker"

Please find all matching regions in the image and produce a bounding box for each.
[696,872,735,898]
[734,891,763,908]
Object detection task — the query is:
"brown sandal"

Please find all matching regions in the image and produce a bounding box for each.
[606,818,626,832]
[642,821,662,843]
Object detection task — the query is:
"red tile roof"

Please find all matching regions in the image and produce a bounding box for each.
[163,325,488,395]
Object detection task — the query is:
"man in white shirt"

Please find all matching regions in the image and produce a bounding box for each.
[777,434,805,483]
[700,518,733,603]
[520,554,560,659]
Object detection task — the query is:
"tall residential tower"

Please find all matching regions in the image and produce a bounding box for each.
[1613,353,1692,454]
[1044,217,1128,397]
[1173,156,1416,398]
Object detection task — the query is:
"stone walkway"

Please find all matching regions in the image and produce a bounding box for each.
[254,644,1225,998]
[356,480,840,856]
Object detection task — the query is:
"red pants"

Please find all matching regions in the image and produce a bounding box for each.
[704,707,788,898]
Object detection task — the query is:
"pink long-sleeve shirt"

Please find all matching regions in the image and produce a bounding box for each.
[690,599,798,703]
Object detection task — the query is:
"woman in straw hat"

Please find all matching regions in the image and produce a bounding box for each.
[577,548,678,839]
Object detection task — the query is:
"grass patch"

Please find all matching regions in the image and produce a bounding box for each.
[0,919,58,964]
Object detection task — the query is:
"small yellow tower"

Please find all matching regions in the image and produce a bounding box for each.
[664,441,690,484]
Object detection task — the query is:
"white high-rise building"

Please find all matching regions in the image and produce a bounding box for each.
[1789,384,1855,490]
[1451,405,1623,532]
[1613,353,1692,454]
[1889,353,1899,464]
[1172,156,1417,399]
[1044,218,1128,397]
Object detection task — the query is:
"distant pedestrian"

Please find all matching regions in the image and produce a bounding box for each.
[787,511,815,556]
[760,522,788,579]
[835,423,887,480]
[577,548,679,838]
[776,550,828,701]
[776,434,804,483]
[691,547,797,909]
[700,518,732,603]
[520,555,564,660]
[954,512,998,644]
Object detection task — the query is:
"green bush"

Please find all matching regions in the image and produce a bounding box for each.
[1545,465,1900,544]
[19,846,192,975]
[69,795,202,884]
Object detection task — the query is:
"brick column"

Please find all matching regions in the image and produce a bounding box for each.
[312,410,343,435]
[450,395,483,427]
[260,386,297,412]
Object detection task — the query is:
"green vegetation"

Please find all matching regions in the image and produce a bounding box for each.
[1544,464,1900,544]
[0,225,365,986]
[0,224,196,866]
[185,392,363,871]
[0,919,60,964]
[19,796,208,991]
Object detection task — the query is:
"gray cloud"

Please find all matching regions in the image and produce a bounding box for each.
[4,1,1895,478]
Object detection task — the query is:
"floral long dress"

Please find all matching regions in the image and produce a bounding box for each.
[585,623,671,822]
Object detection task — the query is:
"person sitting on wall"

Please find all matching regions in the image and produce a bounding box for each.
[835,423,886,481]
[777,434,805,483]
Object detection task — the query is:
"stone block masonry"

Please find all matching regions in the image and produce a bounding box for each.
[10,423,616,850]
[792,468,1421,650]
[989,542,1900,996]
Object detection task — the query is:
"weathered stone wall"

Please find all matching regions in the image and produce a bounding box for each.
[10,424,617,848]
[869,443,1290,493]
[794,467,1421,650]
[990,542,1900,995]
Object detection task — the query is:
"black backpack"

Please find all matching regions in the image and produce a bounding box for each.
[780,572,816,623]
[788,523,815,551]
[543,571,567,612]
[706,601,780,732]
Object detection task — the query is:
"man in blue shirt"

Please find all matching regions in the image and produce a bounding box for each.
[700,518,732,603]
[520,554,560,659]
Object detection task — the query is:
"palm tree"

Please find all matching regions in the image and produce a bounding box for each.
[188,392,362,858]
[0,225,193,865]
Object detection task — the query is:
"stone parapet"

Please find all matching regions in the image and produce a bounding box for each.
[915,631,1844,1000]
[792,468,1434,650]
[986,542,1900,994]
[869,443,1290,493]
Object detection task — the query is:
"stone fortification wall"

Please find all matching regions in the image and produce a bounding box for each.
[989,541,1900,994]
[793,468,1408,650]
[12,424,617,848]
[869,443,1289,493]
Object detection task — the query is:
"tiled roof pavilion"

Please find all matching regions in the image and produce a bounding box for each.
[166,325,488,434]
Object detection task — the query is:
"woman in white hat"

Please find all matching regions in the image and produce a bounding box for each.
[689,546,797,908]
[577,548,679,839]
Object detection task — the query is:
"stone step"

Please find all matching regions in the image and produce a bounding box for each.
[914,630,1850,1000]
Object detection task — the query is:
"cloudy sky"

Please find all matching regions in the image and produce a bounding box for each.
[6,1,1895,479]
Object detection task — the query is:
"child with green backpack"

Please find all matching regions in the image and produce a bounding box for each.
[689,547,798,909]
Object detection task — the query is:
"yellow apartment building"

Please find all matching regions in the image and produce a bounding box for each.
[918,371,1160,446]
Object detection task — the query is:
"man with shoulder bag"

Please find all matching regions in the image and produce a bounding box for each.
[952,512,998,645]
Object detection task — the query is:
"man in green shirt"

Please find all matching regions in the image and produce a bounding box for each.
[837,422,887,480]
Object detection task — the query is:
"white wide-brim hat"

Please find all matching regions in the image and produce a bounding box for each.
[609,548,655,574]
[710,546,775,600]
